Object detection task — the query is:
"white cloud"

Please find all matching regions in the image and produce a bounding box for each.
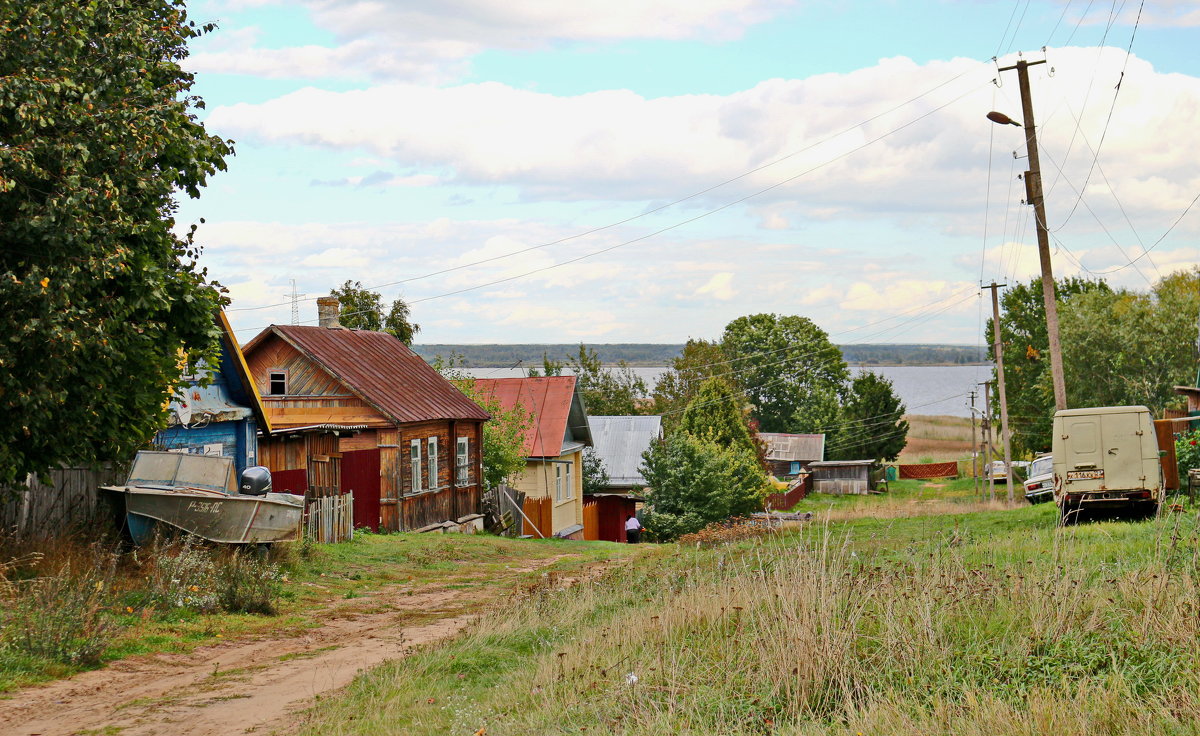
[695,272,737,300]
[207,48,1200,235]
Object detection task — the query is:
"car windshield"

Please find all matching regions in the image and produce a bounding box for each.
[1030,456,1053,477]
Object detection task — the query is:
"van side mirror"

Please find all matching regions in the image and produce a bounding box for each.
[239,466,272,496]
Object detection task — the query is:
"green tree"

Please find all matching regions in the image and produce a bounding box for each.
[677,378,759,457]
[526,352,565,378]
[988,277,1111,454]
[651,338,727,426]
[567,344,649,416]
[639,433,769,540]
[833,371,908,461]
[721,314,849,433]
[433,355,531,490]
[330,280,420,345]
[1056,268,1200,414]
[581,447,610,495]
[0,1,231,484]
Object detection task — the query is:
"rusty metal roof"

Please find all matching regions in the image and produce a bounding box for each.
[245,325,489,424]
[473,376,587,457]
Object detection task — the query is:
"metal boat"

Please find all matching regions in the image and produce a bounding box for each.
[101,451,303,544]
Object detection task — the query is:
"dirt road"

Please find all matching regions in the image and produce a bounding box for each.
[0,555,586,736]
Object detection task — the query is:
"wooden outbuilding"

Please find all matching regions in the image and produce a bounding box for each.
[808,460,876,495]
[758,432,825,478]
[243,298,489,532]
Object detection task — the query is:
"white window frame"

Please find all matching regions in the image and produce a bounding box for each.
[555,464,564,501]
[564,461,574,501]
[456,437,470,484]
[427,437,438,491]
[410,439,423,493]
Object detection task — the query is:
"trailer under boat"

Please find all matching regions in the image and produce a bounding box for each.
[101,451,303,545]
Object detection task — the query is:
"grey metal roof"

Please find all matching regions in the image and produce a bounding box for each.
[758,432,825,463]
[588,415,663,488]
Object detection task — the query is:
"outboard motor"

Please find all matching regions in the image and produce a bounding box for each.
[239,466,272,496]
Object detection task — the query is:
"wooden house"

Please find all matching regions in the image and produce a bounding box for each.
[758,432,825,478]
[154,312,271,477]
[473,376,592,539]
[242,298,489,532]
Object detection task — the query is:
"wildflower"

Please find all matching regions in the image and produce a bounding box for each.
[625,672,638,685]
[126,606,134,614]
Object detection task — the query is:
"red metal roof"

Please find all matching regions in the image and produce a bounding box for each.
[244,325,489,424]
[473,376,578,457]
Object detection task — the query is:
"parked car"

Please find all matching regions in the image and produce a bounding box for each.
[1023,454,1054,504]
[984,460,1008,483]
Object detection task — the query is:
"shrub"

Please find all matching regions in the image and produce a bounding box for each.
[1,555,119,666]
[214,551,281,615]
[1178,428,1200,483]
[138,538,281,615]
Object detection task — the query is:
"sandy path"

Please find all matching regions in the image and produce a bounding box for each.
[0,555,583,736]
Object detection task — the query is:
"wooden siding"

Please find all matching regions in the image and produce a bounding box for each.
[339,430,379,452]
[245,338,345,397]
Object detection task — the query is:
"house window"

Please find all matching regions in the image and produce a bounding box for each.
[555,464,564,501]
[268,371,287,396]
[410,439,423,493]
[564,461,574,501]
[456,437,470,483]
[427,437,438,491]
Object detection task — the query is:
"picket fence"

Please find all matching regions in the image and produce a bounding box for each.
[305,493,354,544]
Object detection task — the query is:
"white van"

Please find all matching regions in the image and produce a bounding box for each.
[1052,406,1161,522]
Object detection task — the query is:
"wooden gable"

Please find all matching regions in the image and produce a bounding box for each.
[244,333,391,429]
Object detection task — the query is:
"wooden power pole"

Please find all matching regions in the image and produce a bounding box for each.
[968,389,979,498]
[985,282,1015,503]
[994,57,1068,411]
[981,380,994,501]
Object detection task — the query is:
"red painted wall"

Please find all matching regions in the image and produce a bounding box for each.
[271,468,307,495]
[596,495,638,543]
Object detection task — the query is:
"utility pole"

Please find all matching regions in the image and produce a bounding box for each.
[968,389,979,498]
[981,380,994,501]
[985,282,1015,503]
[993,56,1068,411]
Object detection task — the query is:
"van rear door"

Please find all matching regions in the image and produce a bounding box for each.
[1100,412,1148,491]
[1061,415,1104,492]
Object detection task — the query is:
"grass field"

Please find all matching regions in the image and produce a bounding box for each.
[295,486,1200,736]
[898,414,976,463]
[0,532,634,693]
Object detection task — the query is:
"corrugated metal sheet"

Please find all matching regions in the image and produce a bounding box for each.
[588,415,662,487]
[758,432,825,463]
[473,377,579,458]
[245,326,489,424]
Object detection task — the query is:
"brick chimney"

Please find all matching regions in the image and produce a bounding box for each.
[316,296,343,329]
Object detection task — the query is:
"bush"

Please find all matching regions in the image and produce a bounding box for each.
[215,551,281,615]
[1,555,119,666]
[640,433,771,540]
[1178,428,1200,483]
[138,538,281,615]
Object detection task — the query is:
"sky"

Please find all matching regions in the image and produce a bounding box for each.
[178,0,1200,347]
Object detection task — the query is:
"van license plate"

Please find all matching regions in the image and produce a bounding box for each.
[1067,470,1104,480]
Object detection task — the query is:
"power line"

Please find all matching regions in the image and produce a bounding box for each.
[227,69,980,316]
[232,79,992,336]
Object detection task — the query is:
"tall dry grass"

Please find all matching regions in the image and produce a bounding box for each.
[299,514,1200,735]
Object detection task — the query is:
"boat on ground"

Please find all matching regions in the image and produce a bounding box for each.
[101,451,303,545]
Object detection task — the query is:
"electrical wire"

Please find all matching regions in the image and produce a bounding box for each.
[227,69,981,315]
[232,78,992,336]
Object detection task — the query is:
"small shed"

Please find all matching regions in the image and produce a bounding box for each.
[758,432,825,477]
[809,460,875,495]
[589,415,662,490]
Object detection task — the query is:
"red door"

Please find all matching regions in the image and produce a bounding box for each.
[341,449,381,532]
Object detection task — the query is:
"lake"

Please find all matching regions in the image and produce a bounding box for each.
[464,364,993,417]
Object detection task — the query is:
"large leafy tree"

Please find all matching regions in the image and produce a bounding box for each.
[566,344,649,416]
[0,1,231,484]
[721,314,849,433]
[677,377,759,458]
[639,433,769,540]
[330,280,420,345]
[1057,268,1199,415]
[987,277,1111,454]
[832,370,908,461]
[651,338,727,427]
